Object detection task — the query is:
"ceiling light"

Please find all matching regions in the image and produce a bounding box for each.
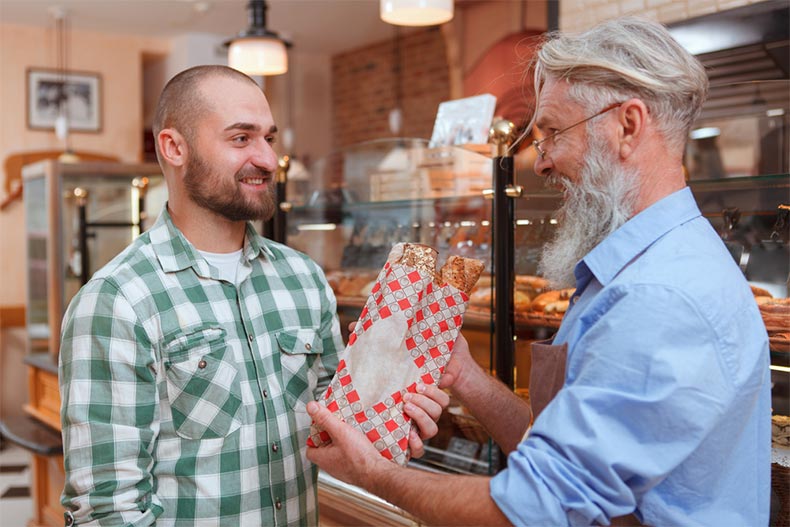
[225,0,289,76]
[380,0,453,27]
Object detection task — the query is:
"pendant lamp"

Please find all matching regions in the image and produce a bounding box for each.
[380,0,453,26]
[225,0,289,76]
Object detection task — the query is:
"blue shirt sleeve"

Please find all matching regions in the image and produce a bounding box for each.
[490,284,736,526]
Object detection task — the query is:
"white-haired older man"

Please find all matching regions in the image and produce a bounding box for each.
[306,17,770,526]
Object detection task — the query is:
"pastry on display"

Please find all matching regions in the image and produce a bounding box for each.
[750,285,773,299]
[773,414,790,448]
[530,289,574,314]
[747,286,788,351]
[325,270,379,298]
[759,297,790,332]
[308,243,483,465]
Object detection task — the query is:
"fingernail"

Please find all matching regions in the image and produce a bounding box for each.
[417,384,426,393]
[404,403,416,412]
[403,393,412,402]
[306,401,318,415]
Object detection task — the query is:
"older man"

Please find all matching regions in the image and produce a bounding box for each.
[306,17,771,525]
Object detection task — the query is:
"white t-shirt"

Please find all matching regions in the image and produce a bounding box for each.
[198,248,243,285]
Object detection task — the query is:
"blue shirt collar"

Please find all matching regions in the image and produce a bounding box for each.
[578,187,702,287]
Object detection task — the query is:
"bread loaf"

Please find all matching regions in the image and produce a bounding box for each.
[439,255,485,296]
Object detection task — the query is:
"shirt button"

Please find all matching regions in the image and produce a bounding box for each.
[64,512,75,526]
[304,343,312,351]
[272,443,279,453]
[263,389,268,398]
[248,334,253,343]
[198,359,207,369]
[275,497,282,510]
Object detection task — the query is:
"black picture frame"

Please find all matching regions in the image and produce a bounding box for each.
[27,68,102,133]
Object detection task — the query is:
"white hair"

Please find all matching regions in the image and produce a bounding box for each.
[529,17,708,153]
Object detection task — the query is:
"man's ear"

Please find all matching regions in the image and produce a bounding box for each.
[617,98,648,160]
[157,128,188,168]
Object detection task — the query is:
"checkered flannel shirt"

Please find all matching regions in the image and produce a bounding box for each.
[59,208,343,526]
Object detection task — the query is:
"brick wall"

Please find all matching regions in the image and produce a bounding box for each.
[560,0,756,32]
[331,27,450,149]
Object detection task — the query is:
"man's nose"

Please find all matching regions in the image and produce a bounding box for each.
[253,141,278,172]
[533,152,552,178]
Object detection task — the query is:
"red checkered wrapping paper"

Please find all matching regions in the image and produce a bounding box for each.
[307,244,477,465]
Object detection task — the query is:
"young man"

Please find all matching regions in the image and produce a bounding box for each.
[306,17,771,525]
[59,65,445,526]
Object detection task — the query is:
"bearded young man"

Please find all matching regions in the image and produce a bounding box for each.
[58,65,446,526]
[305,17,771,526]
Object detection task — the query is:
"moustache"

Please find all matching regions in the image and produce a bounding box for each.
[545,173,570,191]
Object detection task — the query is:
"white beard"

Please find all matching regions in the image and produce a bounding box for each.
[537,134,639,288]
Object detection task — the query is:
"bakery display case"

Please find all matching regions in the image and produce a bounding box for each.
[285,136,569,521]
[289,138,510,476]
[23,160,166,358]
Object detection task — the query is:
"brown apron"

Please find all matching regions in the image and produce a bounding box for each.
[528,339,644,526]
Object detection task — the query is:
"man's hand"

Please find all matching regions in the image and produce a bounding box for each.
[403,383,449,458]
[306,401,392,488]
[438,333,477,393]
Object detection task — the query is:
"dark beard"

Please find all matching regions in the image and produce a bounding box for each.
[537,133,639,288]
[184,152,276,222]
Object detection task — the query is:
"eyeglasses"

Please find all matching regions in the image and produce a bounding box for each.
[532,102,622,159]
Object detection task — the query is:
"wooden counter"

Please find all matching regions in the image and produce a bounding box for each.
[22,353,64,527]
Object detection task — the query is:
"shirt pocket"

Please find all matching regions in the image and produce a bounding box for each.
[163,327,243,440]
[275,328,324,412]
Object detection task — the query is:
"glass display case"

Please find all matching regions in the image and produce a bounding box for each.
[289,139,490,474]
[22,160,166,358]
[683,80,789,416]
[286,137,563,482]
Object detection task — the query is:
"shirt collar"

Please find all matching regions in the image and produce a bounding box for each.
[579,186,701,286]
[149,205,275,276]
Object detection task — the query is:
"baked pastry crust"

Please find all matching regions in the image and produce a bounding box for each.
[440,255,485,296]
[773,414,790,448]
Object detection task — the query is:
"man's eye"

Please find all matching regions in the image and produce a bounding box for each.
[232,135,249,144]
[266,136,277,145]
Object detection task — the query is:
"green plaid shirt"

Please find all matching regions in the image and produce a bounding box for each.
[59,207,343,526]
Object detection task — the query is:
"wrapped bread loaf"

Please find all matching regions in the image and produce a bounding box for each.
[307,243,483,465]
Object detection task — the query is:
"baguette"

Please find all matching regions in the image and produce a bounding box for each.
[440,255,485,296]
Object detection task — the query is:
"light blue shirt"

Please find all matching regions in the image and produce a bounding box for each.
[490,187,771,525]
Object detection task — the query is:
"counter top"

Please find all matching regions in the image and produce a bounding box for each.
[24,352,58,375]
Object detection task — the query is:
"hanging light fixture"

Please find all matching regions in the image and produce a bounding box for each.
[380,0,453,27]
[224,0,289,76]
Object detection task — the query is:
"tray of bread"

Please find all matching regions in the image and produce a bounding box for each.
[751,285,790,353]
[465,274,572,328]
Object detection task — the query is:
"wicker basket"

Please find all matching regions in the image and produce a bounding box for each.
[773,462,790,526]
[448,409,489,444]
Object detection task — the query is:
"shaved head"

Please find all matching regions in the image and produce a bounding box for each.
[152,65,261,163]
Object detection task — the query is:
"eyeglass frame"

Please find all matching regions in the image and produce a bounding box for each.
[532,102,623,159]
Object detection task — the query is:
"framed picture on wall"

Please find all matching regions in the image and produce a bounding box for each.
[27,68,102,132]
